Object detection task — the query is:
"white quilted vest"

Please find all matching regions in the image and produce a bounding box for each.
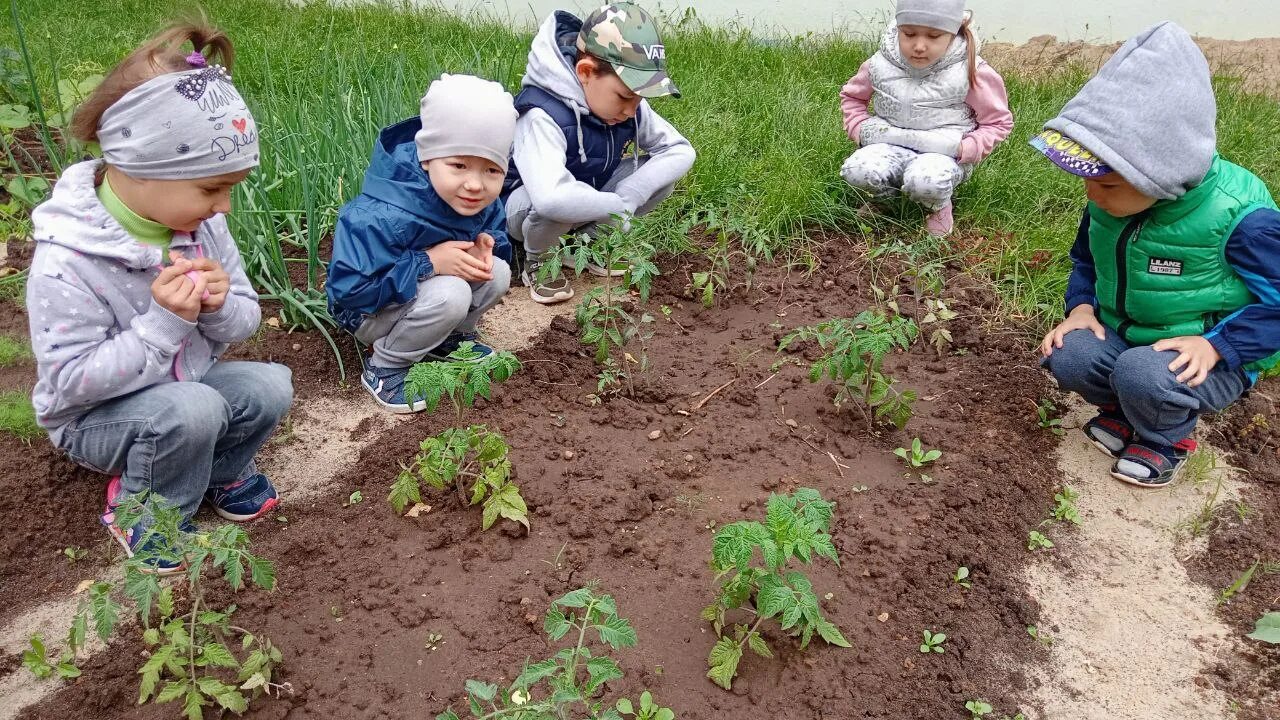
[861,25,978,158]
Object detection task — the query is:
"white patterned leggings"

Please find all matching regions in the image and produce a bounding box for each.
[840,143,972,212]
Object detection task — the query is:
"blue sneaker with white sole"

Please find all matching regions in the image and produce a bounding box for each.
[361,364,422,413]
[204,473,279,521]
[424,331,494,363]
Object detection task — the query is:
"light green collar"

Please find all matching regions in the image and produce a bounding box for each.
[96,176,173,248]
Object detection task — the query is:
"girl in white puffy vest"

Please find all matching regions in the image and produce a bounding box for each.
[840,0,1013,237]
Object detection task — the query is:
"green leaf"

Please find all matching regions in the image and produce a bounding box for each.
[706,636,742,690]
[156,679,189,704]
[585,656,623,692]
[543,609,572,640]
[554,587,594,608]
[1247,612,1280,644]
[55,661,81,679]
[196,642,239,669]
[464,679,498,702]
[596,615,637,649]
[248,556,277,591]
[0,104,31,130]
[746,632,772,658]
[711,521,770,571]
[437,711,462,720]
[816,617,852,647]
[157,587,174,620]
[184,684,206,720]
[515,658,560,687]
[616,698,634,714]
[756,582,795,620]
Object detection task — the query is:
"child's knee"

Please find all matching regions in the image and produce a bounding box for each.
[157,384,229,440]
[1112,347,1175,399]
[409,277,472,326]
[841,156,895,192]
[902,159,957,204]
[253,363,295,420]
[1046,330,1109,386]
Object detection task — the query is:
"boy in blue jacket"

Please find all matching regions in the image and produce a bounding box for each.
[327,75,518,413]
[1037,22,1280,488]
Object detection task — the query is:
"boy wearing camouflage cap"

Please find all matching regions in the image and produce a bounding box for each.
[502,2,695,304]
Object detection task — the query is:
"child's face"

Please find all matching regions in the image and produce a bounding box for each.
[113,168,253,233]
[423,156,505,216]
[576,57,641,125]
[1084,172,1158,218]
[897,24,955,68]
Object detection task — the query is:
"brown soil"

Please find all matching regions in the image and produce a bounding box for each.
[1186,394,1280,720]
[984,35,1280,99]
[8,248,1065,720]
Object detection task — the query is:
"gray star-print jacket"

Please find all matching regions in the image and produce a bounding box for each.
[27,159,260,445]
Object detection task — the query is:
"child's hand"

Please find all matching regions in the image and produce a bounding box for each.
[170,250,230,313]
[1153,336,1223,388]
[1040,305,1106,357]
[468,233,496,273]
[427,241,493,282]
[151,257,205,323]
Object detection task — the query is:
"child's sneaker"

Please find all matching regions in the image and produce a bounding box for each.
[205,473,279,522]
[925,204,955,237]
[361,364,422,414]
[522,258,574,304]
[580,259,630,278]
[100,476,189,576]
[1082,406,1134,458]
[425,331,494,362]
[1111,438,1198,488]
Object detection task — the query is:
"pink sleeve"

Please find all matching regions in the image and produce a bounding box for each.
[840,61,874,144]
[958,62,1014,165]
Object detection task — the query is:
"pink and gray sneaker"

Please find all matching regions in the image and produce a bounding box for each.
[925,204,955,238]
[100,476,187,575]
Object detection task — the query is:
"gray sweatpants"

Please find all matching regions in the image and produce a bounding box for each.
[1041,328,1249,446]
[505,158,674,257]
[355,261,511,368]
[840,143,972,212]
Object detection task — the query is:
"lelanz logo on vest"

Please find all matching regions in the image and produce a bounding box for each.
[1148,257,1184,276]
[644,44,665,60]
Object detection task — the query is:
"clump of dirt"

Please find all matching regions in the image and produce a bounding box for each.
[14,247,1066,720]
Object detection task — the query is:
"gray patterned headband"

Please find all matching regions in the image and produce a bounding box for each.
[97,62,260,180]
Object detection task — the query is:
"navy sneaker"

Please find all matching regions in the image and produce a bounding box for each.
[205,473,279,522]
[1111,438,1198,488]
[1083,406,1134,459]
[424,331,494,363]
[100,476,190,576]
[361,364,423,414]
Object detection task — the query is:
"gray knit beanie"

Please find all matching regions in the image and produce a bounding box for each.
[414,74,517,171]
[896,0,966,34]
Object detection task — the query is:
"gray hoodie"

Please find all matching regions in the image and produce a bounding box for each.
[511,12,696,225]
[1044,21,1216,200]
[27,159,261,445]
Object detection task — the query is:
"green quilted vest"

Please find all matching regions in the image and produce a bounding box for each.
[1090,155,1280,374]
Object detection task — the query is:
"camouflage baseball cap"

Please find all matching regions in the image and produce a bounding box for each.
[576,2,680,99]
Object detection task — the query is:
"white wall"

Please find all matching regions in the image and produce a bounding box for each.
[415,0,1280,42]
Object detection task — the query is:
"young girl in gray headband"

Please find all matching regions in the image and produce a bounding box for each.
[26,20,292,574]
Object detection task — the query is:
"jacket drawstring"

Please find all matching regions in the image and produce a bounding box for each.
[574,107,588,164]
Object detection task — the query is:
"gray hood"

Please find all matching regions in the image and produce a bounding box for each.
[1044,21,1216,200]
[523,12,589,115]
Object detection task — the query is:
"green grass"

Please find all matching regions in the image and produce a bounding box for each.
[0,334,30,366]
[3,0,1279,337]
[0,389,40,440]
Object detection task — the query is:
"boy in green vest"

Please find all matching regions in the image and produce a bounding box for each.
[1035,22,1280,488]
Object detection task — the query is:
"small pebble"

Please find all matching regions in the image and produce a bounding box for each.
[684,454,694,462]
[785,419,799,429]
[291,343,302,351]
[648,430,662,440]
[878,612,890,622]
[822,280,835,289]
[562,450,575,460]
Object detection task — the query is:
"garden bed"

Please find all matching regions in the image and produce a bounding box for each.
[7,248,1069,719]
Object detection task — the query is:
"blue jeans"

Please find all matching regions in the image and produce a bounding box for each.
[1042,329,1248,446]
[58,361,294,519]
